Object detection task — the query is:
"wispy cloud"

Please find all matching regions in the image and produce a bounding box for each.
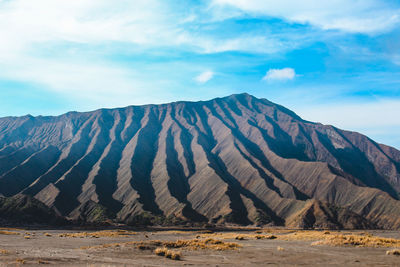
[195,71,214,83]
[0,0,311,103]
[212,0,400,34]
[0,0,306,56]
[263,68,295,81]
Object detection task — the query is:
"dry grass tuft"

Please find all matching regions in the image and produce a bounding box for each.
[44,233,52,237]
[154,247,181,260]
[256,229,296,234]
[37,259,49,264]
[0,227,21,231]
[277,246,285,251]
[23,235,31,239]
[166,249,181,260]
[16,258,26,264]
[0,230,20,235]
[155,247,168,256]
[0,249,9,255]
[81,238,240,251]
[59,230,137,238]
[161,238,240,251]
[279,231,337,241]
[311,234,400,248]
[200,232,277,240]
[153,230,198,235]
[263,230,400,248]
[386,249,400,256]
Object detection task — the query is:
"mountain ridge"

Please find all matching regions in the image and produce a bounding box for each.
[0,93,399,229]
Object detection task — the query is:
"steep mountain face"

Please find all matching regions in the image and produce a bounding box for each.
[0,93,399,229]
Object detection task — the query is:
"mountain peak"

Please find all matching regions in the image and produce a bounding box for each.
[0,94,399,229]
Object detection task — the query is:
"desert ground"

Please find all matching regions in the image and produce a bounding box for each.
[0,227,399,266]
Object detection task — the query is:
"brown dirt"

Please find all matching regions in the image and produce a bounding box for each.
[1,228,400,266]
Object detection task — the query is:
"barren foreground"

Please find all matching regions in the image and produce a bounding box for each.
[1,228,400,266]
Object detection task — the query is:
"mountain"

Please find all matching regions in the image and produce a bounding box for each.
[0,93,399,229]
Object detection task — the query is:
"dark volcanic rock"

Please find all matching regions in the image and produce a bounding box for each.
[0,93,399,229]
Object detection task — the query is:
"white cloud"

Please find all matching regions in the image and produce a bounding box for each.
[0,0,177,53]
[212,0,400,34]
[195,71,214,83]
[0,0,300,57]
[263,68,295,81]
[0,0,309,103]
[0,55,162,108]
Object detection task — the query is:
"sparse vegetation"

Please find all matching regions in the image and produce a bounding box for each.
[386,249,400,256]
[16,258,26,264]
[152,230,200,235]
[154,247,181,260]
[200,232,277,240]
[166,249,181,260]
[24,235,31,239]
[1,229,400,266]
[0,227,21,231]
[44,233,52,237]
[154,247,168,256]
[59,230,137,238]
[163,238,240,250]
[0,230,20,235]
[311,234,400,248]
[0,249,9,255]
[81,238,241,251]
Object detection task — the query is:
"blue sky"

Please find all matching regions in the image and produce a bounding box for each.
[0,0,400,148]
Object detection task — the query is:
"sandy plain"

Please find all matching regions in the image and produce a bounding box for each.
[0,227,399,266]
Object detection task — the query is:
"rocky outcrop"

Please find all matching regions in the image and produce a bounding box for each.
[0,195,66,225]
